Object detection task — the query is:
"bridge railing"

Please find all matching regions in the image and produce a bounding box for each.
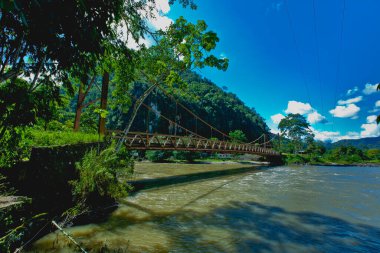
[108,131,280,156]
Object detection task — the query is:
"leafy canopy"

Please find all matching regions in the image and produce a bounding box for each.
[278,114,312,140]
[278,114,313,153]
[135,17,229,89]
[229,130,247,143]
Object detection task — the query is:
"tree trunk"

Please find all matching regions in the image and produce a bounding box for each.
[115,82,158,152]
[98,71,109,135]
[73,83,85,132]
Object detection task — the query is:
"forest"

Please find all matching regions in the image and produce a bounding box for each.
[273,113,380,165]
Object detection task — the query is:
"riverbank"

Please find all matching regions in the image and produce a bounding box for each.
[283,153,380,167]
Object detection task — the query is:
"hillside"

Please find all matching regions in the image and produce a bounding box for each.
[328,136,380,149]
[108,71,269,141]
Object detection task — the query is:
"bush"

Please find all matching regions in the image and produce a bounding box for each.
[173,151,200,162]
[285,154,307,165]
[365,149,380,160]
[29,129,101,146]
[146,150,171,162]
[0,128,32,168]
[70,144,134,208]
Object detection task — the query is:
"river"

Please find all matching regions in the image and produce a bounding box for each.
[28,164,380,252]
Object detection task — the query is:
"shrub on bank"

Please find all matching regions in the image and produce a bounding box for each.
[70,144,134,209]
[285,154,308,165]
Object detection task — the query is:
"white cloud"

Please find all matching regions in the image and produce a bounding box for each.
[346,86,358,96]
[276,100,326,125]
[313,130,341,142]
[149,15,173,31]
[310,114,380,142]
[270,127,280,135]
[156,0,170,14]
[367,115,377,124]
[312,114,379,142]
[285,101,313,115]
[337,96,362,105]
[329,104,360,118]
[360,123,380,138]
[117,0,173,50]
[307,111,326,124]
[271,113,285,125]
[344,131,361,140]
[375,100,380,107]
[145,0,173,31]
[313,128,360,142]
[358,115,380,138]
[363,83,378,95]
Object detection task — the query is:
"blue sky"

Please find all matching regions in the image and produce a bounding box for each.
[163,0,380,142]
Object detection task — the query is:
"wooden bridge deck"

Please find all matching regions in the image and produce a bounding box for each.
[111,131,281,157]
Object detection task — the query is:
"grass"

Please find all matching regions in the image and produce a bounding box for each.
[28,129,102,147]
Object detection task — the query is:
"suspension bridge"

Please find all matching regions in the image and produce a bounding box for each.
[110,84,282,161]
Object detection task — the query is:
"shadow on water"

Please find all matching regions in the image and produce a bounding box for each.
[112,201,380,253]
[128,166,271,193]
[29,165,380,252]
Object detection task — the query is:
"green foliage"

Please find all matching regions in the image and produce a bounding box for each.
[28,130,101,147]
[0,78,62,166]
[134,17,228,96]
[0,127,31,167]
[0,79,61,131]
[0,0,128,86]
[229,130,247,143]
[94,108,109,119]
[324,145,366,164]
[365,149,380,160]
[42,120,71,132]
[146,150,172,162]
[109,72,270,141]
[278,114,313,154]
[284,145,379,165]
[70,144,134,207]
[284,154,308,165]
[172,151,200,162]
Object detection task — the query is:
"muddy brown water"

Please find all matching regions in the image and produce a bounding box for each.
[28,163,380,252]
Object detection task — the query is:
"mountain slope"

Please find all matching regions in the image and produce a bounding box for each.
[328,136,380,149]
[108,71,270,141]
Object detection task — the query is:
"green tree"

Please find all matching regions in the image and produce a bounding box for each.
[229,130,247,143]
[0,78,61,166]
[0,0,196,85]
[278,114,313,154]
[116,17,229,149]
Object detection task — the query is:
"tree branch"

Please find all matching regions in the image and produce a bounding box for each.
[82,98,100,109]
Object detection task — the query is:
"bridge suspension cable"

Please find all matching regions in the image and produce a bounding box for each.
[129,93,207,139]
[247,133,265,144]
[284,0,312,104]
[155,84,232,141]
[332,0,347,132]
[312,0,325,116]
[116,84,276,152]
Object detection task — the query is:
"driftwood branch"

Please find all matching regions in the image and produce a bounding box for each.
[52,220,87,253]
